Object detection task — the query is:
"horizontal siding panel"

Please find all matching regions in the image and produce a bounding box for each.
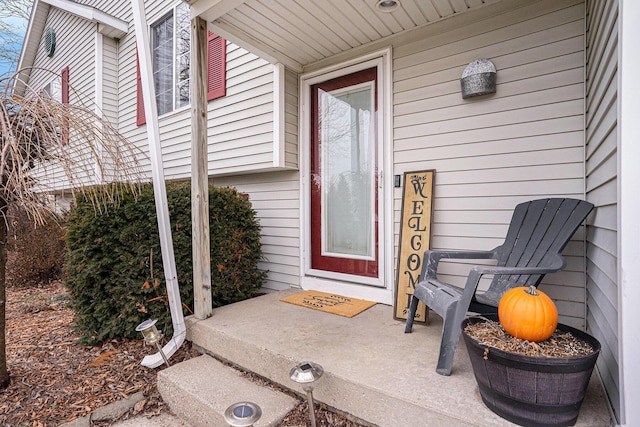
[397,83,584,128]
[589,203,616,231]
[587,299,620,367]
[433,194,585,212]
[260,242,300,256]
[586,177,617,206]
[586,260,618,318]
[432,209,514,225]
[435,163,585,185]
[586,154,616,194]
[586,277,618,338]
[587,242,617,284]
[396,59,584,115]
[396,147,584,172]
[395,100,583,139]
[214,171,300,291]
[208,117,272,140]
[586,129,617,176]
[396,131,583,157]
[436,179,584,198]
[395,4,584,80]
[585,79,617,152]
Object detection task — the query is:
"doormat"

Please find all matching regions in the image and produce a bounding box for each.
[280,290,376,318]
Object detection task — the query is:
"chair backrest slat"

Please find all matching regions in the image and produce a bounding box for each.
[488,198,593,299]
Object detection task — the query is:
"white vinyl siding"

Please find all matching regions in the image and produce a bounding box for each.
[284,67,299,168]
[102,36,119,128]
[27,0,292,188]
[26,8,98,191]
[206,44,275,175]
[392,0,587,327]
[117,35,277,178]
[213,171,301,292]
[585,0,619,420]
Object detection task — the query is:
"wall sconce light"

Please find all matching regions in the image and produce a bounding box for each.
[224,401,262,427]
[290,361,324,427]
[135,319,170,367]
[460,58,497,99]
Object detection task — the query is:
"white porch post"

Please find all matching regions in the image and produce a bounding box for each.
[191,16,213,319]
[130,0,186,367]
[618,0,640,424]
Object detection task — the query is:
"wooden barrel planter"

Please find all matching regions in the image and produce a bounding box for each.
[462,315,601,427]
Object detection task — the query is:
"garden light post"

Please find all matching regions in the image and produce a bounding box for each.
[224,401,262,427]
[290,361,324,427]
[135,319,170,368]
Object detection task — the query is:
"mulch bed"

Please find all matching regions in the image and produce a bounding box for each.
[463,317,595,358]
[1,282,364,426]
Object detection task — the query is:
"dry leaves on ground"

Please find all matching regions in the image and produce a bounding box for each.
[1,282,365,427]
[1,281,200,426]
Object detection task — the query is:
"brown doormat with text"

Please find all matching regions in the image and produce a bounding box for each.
[280,290,377,318]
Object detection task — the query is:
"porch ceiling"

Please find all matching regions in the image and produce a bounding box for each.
[188,0,502,72]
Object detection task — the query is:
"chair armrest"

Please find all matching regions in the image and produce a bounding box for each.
[458,259,567,308]
[470,258,566,277]
[421,249,497,280]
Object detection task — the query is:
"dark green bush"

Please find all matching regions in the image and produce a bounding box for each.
[64,182,266,343]
[6,206,67,287]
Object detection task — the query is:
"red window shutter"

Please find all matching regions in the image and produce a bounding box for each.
[61,66,69,103]
[61,66,69,144]
[207,31,226,101]
[136,49,146,126]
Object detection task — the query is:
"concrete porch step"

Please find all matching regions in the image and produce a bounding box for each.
[182,290,612,427]
[157,355,298,427]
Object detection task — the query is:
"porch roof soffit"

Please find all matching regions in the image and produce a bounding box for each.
[186,0,506,74]
[14,0,127,96]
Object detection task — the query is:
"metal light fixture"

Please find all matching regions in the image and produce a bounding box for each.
[135,319,170,367]
[376,0,399,12]
[290,361,324,427]
[224,401,262,427]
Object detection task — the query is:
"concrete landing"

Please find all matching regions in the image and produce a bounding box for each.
[157,354,298,426]
[182,289,612,427]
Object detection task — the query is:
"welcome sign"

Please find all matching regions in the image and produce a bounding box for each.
[394,170,435,323]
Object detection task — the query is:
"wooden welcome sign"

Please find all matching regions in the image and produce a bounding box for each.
[394,170,435,324]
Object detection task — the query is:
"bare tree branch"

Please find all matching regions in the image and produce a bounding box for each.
[0,0,32,77]
[1,67,147,219]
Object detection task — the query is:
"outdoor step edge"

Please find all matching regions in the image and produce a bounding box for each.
[157,354,298,427]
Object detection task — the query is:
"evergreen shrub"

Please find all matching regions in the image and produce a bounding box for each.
[64,182,266,343]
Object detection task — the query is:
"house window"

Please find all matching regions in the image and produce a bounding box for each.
[136,6,226,126]
[151,2,190,116]
[43,76,62,101]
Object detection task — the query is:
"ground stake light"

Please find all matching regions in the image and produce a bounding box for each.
[290,361,324,427]
[224,401,262,427]
[135,319,170,367]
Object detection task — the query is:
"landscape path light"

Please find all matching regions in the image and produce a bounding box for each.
[290,361,324,427]
[135,319,170,367]
[224,401,262,427]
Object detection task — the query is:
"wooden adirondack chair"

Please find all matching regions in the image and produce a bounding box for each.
[404,198,594,376]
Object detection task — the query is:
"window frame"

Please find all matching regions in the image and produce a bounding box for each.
[136,5,227,126]
[149,3,190,116]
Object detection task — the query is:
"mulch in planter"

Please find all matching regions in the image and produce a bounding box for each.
[463,316,595,358]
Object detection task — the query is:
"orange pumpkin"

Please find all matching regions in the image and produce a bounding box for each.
[498,285,558,342]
